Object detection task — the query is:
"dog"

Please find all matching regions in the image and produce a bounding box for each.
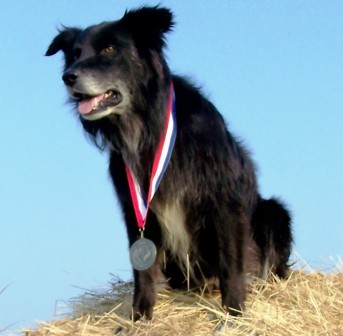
[46,6,292,320]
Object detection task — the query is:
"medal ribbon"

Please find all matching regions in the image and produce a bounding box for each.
[125,83,176,229]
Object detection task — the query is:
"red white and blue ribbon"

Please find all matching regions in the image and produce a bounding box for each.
[125,83,176,229]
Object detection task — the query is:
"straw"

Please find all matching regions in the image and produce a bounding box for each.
[23,261,343,336]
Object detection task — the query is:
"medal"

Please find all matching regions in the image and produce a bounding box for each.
[130,237,157,271]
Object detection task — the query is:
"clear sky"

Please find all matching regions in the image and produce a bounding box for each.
[1,1,342,334]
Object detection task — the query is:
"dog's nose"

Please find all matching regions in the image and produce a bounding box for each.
[62,71,78,86]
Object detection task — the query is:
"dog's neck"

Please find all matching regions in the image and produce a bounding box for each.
[108,84,172,194]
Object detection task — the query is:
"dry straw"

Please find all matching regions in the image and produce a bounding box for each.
[24,262,343,336]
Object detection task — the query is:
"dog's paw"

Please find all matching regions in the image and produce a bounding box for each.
[114,326,128,335]
[132,304,153,321]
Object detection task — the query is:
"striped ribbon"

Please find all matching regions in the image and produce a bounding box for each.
[125,83,176,229]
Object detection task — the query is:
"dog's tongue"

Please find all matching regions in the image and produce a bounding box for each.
[78,93,105,115]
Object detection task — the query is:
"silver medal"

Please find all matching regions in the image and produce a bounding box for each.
[129,238,157,271]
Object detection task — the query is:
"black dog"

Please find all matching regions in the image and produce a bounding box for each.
[46,6,292,320]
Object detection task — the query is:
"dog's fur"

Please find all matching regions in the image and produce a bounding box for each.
[46,6,292,320]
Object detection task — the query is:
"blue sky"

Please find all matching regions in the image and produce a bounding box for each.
[1,0,342,333]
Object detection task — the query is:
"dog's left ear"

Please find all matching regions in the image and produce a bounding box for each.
[45,27,81,56]
[120,6,174,52]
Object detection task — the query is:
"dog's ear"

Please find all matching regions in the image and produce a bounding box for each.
[120,6,174,52]
[45,27,81,56]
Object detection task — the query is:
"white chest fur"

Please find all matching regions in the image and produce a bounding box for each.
[154,200,190,266]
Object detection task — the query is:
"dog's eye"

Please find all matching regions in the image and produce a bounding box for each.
[72,49,81,62]
[102,45,116,54]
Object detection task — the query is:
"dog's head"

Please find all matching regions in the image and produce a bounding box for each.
[46,7,173,121]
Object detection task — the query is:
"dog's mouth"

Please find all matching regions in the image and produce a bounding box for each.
[75,90,122,116]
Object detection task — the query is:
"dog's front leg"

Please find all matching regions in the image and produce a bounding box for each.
[215,208,248,316]
[132,258,161,321]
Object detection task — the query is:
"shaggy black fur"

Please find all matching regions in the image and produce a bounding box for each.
[46,6,292,320]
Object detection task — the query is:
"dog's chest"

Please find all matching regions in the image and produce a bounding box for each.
[153,200,190,262]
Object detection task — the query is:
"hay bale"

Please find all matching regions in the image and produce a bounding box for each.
[24,266,343,336]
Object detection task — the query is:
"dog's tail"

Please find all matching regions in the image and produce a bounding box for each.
[251,197,293,279]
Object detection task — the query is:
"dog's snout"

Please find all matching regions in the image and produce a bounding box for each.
[62,70,78,86]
